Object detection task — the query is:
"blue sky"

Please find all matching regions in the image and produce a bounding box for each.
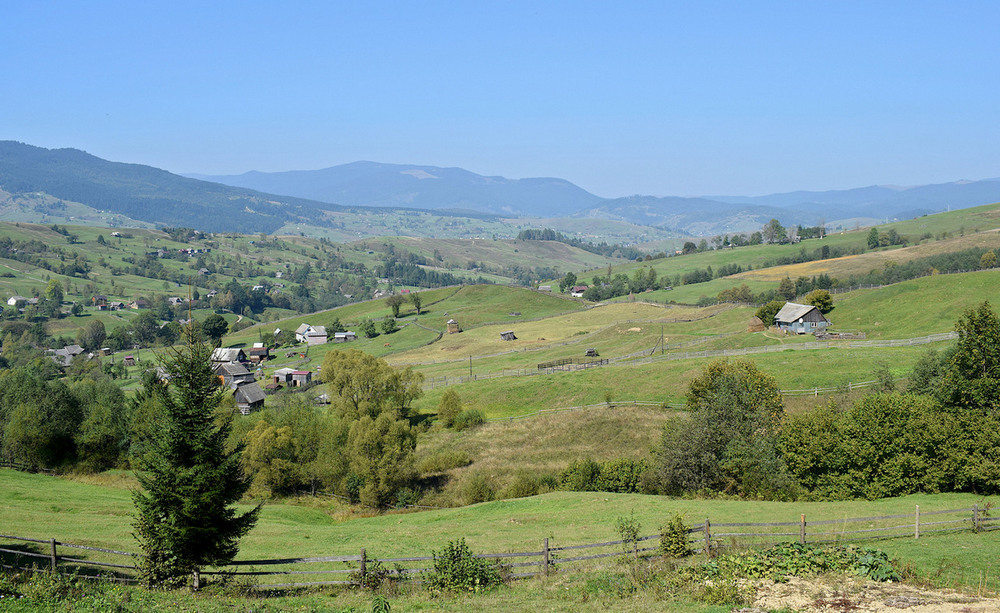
[3,2,998,198]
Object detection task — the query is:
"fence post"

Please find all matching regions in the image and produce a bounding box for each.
[973,504,980,533]
[49,538,57,573]
[192,569,200,591]
[915,505,920,539]
[360,548,367,587]
[800,514,806,545]
[542,538,550,576]
[703,518,711,559]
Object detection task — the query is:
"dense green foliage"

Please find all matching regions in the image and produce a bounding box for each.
[422,538,506,593]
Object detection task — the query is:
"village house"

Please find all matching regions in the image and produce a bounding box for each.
[774,302,830,335]
[570,285,588,297]
[6,295,26,307]
[213,361,255,387]
[128,299,149,309]
[272,367,296,385]
[211,347,247,364]
[248,344,270,363]
[232,380,266,415]
[291,370,313,387]
[295,324,328,345]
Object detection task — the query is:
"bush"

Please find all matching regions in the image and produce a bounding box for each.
[417,450,471,473]
[598,458,648,493]
[659,514,693,558]
[423,538,505,593]
[437,389,462,428]
[499,471,540,499]
[452,408,485,431]
[559,458,602,491]
[462,471,496,504]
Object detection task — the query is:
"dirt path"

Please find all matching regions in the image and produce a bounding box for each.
[748,576,1000,612]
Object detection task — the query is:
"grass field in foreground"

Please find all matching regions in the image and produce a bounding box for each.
[2,469,998,597]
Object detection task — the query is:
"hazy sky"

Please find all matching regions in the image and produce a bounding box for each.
[3,2,998,198]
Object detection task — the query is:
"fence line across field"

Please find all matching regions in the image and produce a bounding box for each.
[2,504,993,589]
[420,330,958,390]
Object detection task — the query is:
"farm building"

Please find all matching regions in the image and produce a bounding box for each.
[272,367,296,384]
[211,347,247,364]
[291,370,313,387]
[122,355,136,367]
[295,324,328,345]
[774,302,830,335]
[333,331,357,343]
[213,362,255,387]
[447,319,461,334]
[248,345,270,363]
[232,381,266,415]
[500,330,517,341]
[570,285,588,297]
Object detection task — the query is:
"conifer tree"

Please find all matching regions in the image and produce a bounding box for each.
[132,326,259,587]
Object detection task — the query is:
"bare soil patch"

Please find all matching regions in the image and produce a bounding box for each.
[751,575,999,612]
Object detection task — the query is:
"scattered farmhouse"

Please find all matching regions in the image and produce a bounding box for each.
[47,344,85,367]
[570,285,588,297]
[6,296,26,307]
[774,302,830,335]
[211,347,247,364]
[272,367,296,385]
[333,331,357,343]
[248,344,270,363]
[294,324,327,345]
[213,361,255,387]
[291,370,313,387]
[232,381,266,415]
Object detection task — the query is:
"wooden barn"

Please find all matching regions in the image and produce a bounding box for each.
[500,330,517,341]
[774,302,830,335]
[447,319,461,334]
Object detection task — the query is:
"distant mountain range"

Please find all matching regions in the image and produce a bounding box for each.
[191,161,1000,234]
[3,141,1000,237]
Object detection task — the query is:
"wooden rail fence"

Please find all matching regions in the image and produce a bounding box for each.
[3,504,995,589]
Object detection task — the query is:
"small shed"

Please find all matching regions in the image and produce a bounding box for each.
[500,330,517,341]
[272,367,296,384]
[447,319,461,334]
[291,370,313,387]
[747,316,766,332]
[333,331,357,343]
[122,355,136,367]
[305,325,328,345]
[774,302,830,335]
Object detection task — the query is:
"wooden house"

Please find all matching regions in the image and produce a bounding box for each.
[774,302,830,335]
[122,355,136,367]
[570,285,588,297]
[248,346,270,363]
[291,370,313,387]
[272,367,296,385]
[333,331,357,343]
[211,347,247,364]
[500,330,517,341]
[214,362,255,387]
[232,381,266,415]
[447,319,461,334]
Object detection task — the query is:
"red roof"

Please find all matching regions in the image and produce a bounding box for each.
[291,370,311,375]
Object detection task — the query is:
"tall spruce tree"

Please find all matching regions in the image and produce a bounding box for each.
[132,326,259,587]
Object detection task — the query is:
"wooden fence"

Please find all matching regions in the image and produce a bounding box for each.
[3,504,995,589]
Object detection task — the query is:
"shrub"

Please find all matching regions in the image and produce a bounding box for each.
[559,458,602,491]
[598,458,648,493]
[462,471,496,505]
[436,389,462,428]
[423,538,505,593]
[417,450,471,474]
[452,408,485,431]
[614,510,641,556]
[659,514,693,558]
[499,471,540,499]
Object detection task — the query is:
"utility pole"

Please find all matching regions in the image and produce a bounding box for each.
[469,355,472,379]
